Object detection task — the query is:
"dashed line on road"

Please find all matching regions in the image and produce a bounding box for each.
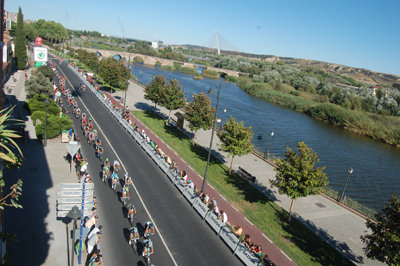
[56,63,179,266]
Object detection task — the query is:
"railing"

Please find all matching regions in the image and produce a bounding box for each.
[67,64,264,266]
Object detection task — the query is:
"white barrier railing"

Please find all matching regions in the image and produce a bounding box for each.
[67,64,263,266]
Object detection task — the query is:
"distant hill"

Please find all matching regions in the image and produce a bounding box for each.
[174,44,400,87]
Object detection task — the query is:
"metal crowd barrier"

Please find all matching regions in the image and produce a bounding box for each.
[68,64,263,266]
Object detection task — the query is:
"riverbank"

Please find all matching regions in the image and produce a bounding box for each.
[227,76,400,148]
[109,79,383,265]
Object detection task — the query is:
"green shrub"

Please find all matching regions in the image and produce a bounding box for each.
[134,56,144,63]
[161,65,175,71]
[31,111,45,126]
[28,94,60,116]
[178,67,197,75]
[35,115,72,139]
[224,75,239,83]
[202,69,220,79]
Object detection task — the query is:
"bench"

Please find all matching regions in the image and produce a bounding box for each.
[237,167,256,183]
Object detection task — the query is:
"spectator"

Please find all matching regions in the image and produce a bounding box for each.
[187,180,194,190]
[219,210,228,223]
[244,234,251,249]
[85,215,98,229]
[233,225,242,237]
[87,231,101,254]
[263,254,273,266]
[253,244,262,258]
[181,170,188,183]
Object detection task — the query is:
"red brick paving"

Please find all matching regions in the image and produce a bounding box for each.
[105,92,296,266]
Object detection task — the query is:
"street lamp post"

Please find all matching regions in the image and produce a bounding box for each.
[44,98,49,147]
[338,167,354,203]
[220,108,227,131]
[201,80,222,193]
[265,130,274,159]
[123,54,131,116]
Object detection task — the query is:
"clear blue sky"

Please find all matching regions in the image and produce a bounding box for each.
[6,0,400,75]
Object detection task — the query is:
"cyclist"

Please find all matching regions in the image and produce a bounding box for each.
[113,160,121,173]
[97,145,104,162]
[129,226,139,246]
[111,172,119,191]
[95,138,102,150]
[142,239,154,257]
[88,131,95,144]
[127,203,136,219]
[121,186,129,205]
[144,221,155,237]
[102,164,110,182]
[75,107,81,118]
[81,112,87,121]
[124,173,132,186]
[104,158,111,169]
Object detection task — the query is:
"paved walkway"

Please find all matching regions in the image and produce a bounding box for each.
[109,79,382,265]
[4,70,88,266]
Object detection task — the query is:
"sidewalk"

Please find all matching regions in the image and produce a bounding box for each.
[111,79,382,265]
[4,70,88,266]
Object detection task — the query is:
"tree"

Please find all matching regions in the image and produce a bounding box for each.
[144,75,166,111]
[37,65,55,82]
[185,92,215,146]
[361,194,400,265]
[159,79,186,123]
[270,141,328,221]
[25,72,53,98]
[97,57,128,89]
[15,7,27,70]
[218,117,254,174]
[0,107,24,210]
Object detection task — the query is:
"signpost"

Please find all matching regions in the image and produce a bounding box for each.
[57,183,93,265]
[65,142,81,173]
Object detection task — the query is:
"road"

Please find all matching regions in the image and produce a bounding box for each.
[54,58,242,266]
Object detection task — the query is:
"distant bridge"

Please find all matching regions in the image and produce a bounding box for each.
[79,47,240,77]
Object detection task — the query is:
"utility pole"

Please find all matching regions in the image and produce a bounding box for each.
[123,54,130,115]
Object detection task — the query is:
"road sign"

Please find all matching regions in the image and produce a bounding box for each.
[65,143,81,158]
[58,183,93,190]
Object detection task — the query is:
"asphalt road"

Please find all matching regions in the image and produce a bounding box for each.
[55,58,242,266]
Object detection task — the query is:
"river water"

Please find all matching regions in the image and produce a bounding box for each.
[130,64,400,211]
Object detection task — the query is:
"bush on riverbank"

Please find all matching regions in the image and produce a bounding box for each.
[237,78,400,147]
[178,66,197,75]
[161,65,175,72]
[202,69,220,79]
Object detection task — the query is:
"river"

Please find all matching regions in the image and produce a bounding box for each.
[130,64,400,211]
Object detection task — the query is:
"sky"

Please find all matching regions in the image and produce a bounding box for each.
[6,0,400,75]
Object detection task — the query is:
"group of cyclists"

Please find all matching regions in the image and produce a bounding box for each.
[52,61,156,264]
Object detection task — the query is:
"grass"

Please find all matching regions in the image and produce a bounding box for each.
[133,110,354,266]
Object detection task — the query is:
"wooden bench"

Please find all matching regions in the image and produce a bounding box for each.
[237,167,256,183]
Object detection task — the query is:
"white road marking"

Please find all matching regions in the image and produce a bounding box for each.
[57,63,178,266]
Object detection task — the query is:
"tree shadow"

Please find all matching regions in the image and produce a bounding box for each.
[224,171,271,204]
[277,212,361,265]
